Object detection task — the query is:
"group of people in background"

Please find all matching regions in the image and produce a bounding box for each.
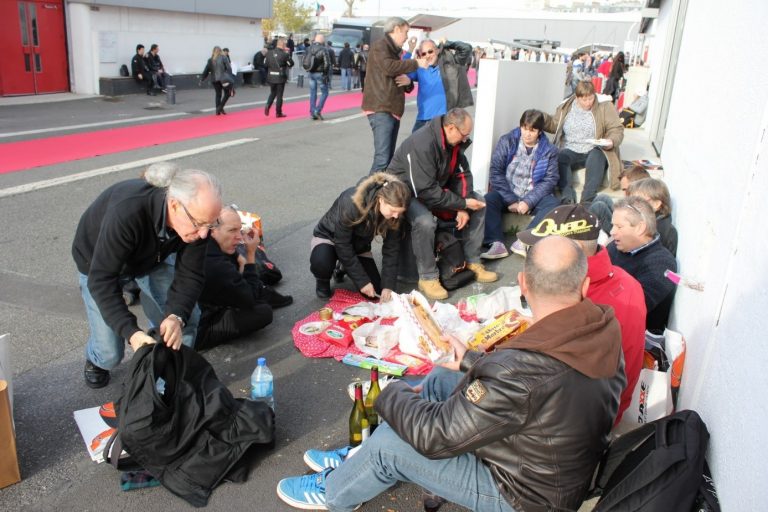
[130,43,170,96]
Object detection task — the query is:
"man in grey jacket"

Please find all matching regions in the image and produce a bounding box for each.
[276,235,625,512]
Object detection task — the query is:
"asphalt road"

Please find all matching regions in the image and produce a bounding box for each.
[0,82,525,512]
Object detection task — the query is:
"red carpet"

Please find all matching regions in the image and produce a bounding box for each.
[0,91,365,174]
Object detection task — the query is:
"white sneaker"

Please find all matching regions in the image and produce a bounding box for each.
[510,240,528,258]
[480,241,510,260]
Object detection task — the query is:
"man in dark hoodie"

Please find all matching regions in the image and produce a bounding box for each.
[277,235,626,512]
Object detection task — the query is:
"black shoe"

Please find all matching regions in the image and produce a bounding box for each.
[267,287,294,308]
[276,113,287,118]
[316,112,324,121]
[311,112,319,120]
[316,279,332,299]
[220,108,227,115]
[264,105,270,116]
[84,360,110,389]
[422,491,447,512]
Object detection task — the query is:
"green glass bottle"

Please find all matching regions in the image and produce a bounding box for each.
[364,366,381,433]
[349,383,367,447]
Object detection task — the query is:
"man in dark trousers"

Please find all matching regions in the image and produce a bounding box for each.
[146,43,169,92]
[363,17,428,173]
[196,207,292,350]
[386,108,498,300]
[131,44,152,95]
[72,168,222,388]
[264,37,293,118]
[253,47,268,86]
[277,235,625,512]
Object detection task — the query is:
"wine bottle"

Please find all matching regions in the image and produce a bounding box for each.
[349,383,367,447]
[364,366,382,433]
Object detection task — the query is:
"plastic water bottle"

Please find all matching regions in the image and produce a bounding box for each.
[250,357,274,410]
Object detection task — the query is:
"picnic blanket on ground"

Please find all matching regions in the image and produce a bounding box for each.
[291,289,434,375]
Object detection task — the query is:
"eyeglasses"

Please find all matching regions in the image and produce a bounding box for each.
[423,49,435,55]
[179,201,220,231]
[452,124,472,139]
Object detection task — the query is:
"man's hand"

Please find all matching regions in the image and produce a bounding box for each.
[455,210,470,230]
[517,201,531,214]
[129,331,156,352]
[237,254,247,273]
[415,56,430,69]
[407,36,418,52]
[138,73,143,80]
[380,288,393,302]
[507,201,519,213]
[394,74,412,87]
[436,334,468,372]
[160,315,184,350]
[465,198,486,211]
[243,228,261,262]
[602,139,614,150]
[360,283,376,298]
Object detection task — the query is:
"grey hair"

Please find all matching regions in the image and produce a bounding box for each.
[167,169,222,204]
[383,16,409,34]
[578,239,599,257]
[525,236,587,298]
[615,196,657,237]
[420,39,437,51]
[143,161,181,187]
[443,107,472,129]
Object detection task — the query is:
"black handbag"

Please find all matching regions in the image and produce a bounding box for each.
[435,231,474,291]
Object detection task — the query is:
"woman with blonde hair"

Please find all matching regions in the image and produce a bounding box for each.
[200,46,235,115]
[310,173,410,300]
[627,178,677,256]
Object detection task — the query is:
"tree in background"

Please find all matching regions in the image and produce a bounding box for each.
[263,0,314,36]
[344,0,364,17]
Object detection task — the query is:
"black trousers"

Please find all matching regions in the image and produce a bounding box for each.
[196,304,273,350]
[310,243,382,293]
[213,81,232,112]
[266,82,286,114]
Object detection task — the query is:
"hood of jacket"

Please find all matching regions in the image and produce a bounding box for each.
[497,298,621,379]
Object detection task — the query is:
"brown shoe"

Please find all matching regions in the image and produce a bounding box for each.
[418,279,448,301]
[467,263,498,283]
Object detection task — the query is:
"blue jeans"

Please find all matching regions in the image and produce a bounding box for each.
[368,112,400,173]
[325,367,516,512]
[412,118,428,133]
[557,147,607,204]
[340,68,352,90]
[589,194,614,234]
[483,190,560,245]
[309,72,329,115]
[79,260,200,370]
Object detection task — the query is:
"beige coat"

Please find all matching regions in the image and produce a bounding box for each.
[543,95,625,190]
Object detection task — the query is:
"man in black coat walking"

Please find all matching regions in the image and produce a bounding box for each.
[264,37,294,118]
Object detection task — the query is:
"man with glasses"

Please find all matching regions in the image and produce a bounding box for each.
[387,108,498,300]
[401,37,474,133]
[72,168,222,388]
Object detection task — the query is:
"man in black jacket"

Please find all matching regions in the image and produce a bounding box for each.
[338,42,355,91]
[387,108,497,300]
[253,47,268,86]
[196,207,292,350]
[306,34,331,120]
[131,44,153,95]
[72,169,222,388]
[146,43,168,91]
[264,37,294,118]
[277,236,625,512]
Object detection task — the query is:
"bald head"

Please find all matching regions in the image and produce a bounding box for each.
[314,33,325,44]
[524,236,587,302]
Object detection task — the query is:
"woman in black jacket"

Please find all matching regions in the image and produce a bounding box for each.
[311,172,410,300]
[200,46,235,115]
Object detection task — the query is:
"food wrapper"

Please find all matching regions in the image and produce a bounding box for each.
[352,321,399,359]
[235,209,263,238]
[319,323,353,348]
[393,291,454,364]
[467,310,529,351]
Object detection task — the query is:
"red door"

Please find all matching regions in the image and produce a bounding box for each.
[0,0,69,96]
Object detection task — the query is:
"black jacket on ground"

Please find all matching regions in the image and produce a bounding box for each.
[117,343,274,507]
[386,116,473,212]
[313,186,401,291]
[198,240,274,318]
[376,299,625,512]
[71,179,207,340]
[265,47,293,84]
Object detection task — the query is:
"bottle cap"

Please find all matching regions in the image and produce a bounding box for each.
[257,357,266,366]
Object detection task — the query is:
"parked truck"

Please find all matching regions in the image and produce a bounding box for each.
[327,18,385,71]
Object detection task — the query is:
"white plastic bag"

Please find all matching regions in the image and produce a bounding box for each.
[352,320,399,359]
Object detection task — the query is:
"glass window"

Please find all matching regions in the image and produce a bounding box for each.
[34,53,42,72]
[30,3,39,46]
[18,4,29,46]
[23,53,31,72]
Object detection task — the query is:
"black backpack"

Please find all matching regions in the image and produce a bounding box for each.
[590,410,718,512]
[435,231,474,291]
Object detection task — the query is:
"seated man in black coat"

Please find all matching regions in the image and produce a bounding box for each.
[196,207,292,350]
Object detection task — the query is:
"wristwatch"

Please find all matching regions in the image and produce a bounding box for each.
[170,314,185,328]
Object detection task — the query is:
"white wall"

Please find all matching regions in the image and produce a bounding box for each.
[471,59,566,192]
[660,0,768,507]
[66,4,264,94]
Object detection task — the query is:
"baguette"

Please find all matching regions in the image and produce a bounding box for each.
[410,297,450,352]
